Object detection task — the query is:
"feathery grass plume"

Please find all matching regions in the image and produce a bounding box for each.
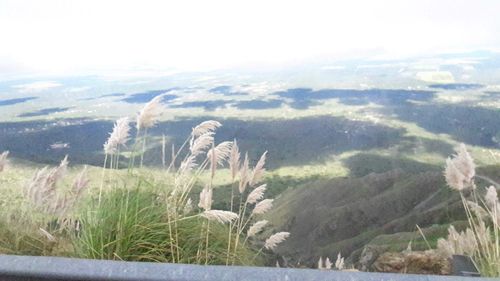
[0,151,9,172]
[249,151,267,187]
[52,155,69,182]
[100,118,129,202]
[229,140,240,182]
[437,238,455,258]
[467,200,488,220]
[162,135,166,167]
[474,220,492,248]
[325,257,333,270]
[444,158,467,191]
[252,199,273,215]
[72,166,89,196]
[462,228,479,255]
[198,185,213,211]
[317,256,323,269]
[246,184,266,204]
[166,120,220,173]
[441,225,478,257]
[335,253,345,270]
[207,141,233,168]
[190,133,214,156]
[103,117,130,154]
[183,198,193,215]
[264,232,290,250]
[485,186,498,209]
[238,153,250,194]
[27,167,50,205]
[202,210,239,224]
[191,120,221,138]
[447,225,460,242]
[51,193,88,219]
[26,156,69,207]
[178,155,198,176]
[25,156,87,217]
[136,94,165,131]
[247,220,268,237]
[444,143,476,191]
[454,143,476,181]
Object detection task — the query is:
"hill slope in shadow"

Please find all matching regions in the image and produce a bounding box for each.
[265,164,500,268]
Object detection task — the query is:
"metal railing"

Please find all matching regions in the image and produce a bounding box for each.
[0,255,494,281]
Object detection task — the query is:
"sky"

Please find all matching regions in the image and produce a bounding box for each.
[0,0,499,77]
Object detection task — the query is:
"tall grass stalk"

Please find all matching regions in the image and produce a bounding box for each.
[140,128,148,168]
[99,153,108,204]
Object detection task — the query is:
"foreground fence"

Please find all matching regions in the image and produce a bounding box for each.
[0,255,493,281]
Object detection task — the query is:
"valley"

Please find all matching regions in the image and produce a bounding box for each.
[0,51,499,270]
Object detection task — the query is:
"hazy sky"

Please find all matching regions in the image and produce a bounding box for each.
[0,0,499,76]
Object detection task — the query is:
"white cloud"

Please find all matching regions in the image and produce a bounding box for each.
[321,66,346,71]
[67,86,91,92]
[416,71,455,84]
[356,63,404,69]
[0,0,499,76]
[12,81,62,92]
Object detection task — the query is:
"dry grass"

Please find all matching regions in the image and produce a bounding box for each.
[437,143,500,277]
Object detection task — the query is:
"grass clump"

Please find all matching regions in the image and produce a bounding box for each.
[0,219,57,256]
[75,187,168,261]
[75,185,258,264]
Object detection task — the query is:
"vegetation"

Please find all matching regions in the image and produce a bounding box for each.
[0,95,290,267]
[0,87,499,277]
[436,144,500,277]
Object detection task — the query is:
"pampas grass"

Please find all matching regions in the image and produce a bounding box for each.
[444,143,476,191]
[317,256,334,270]
[103,117,130,155]
[247,184,266,204]
[202,210,239,224]
[25,156,89,218]
[136,95,165,131]
[130,115,286,265]
[0,151,9,172]
[335,253,345,270]
[264,232,290,251]
[325,257,333,269]
[250,151,267,187]
[436,143,500,277]
[101,117,131,202]
[252,199,274,215]
[135,94,165,168]
[247,220,268,238]
[1,94,289,267]
[316,254,346,271]
[153,124,287,265]
[198,184,213,210]
[229,140,240,182]
[191,121,222,138]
